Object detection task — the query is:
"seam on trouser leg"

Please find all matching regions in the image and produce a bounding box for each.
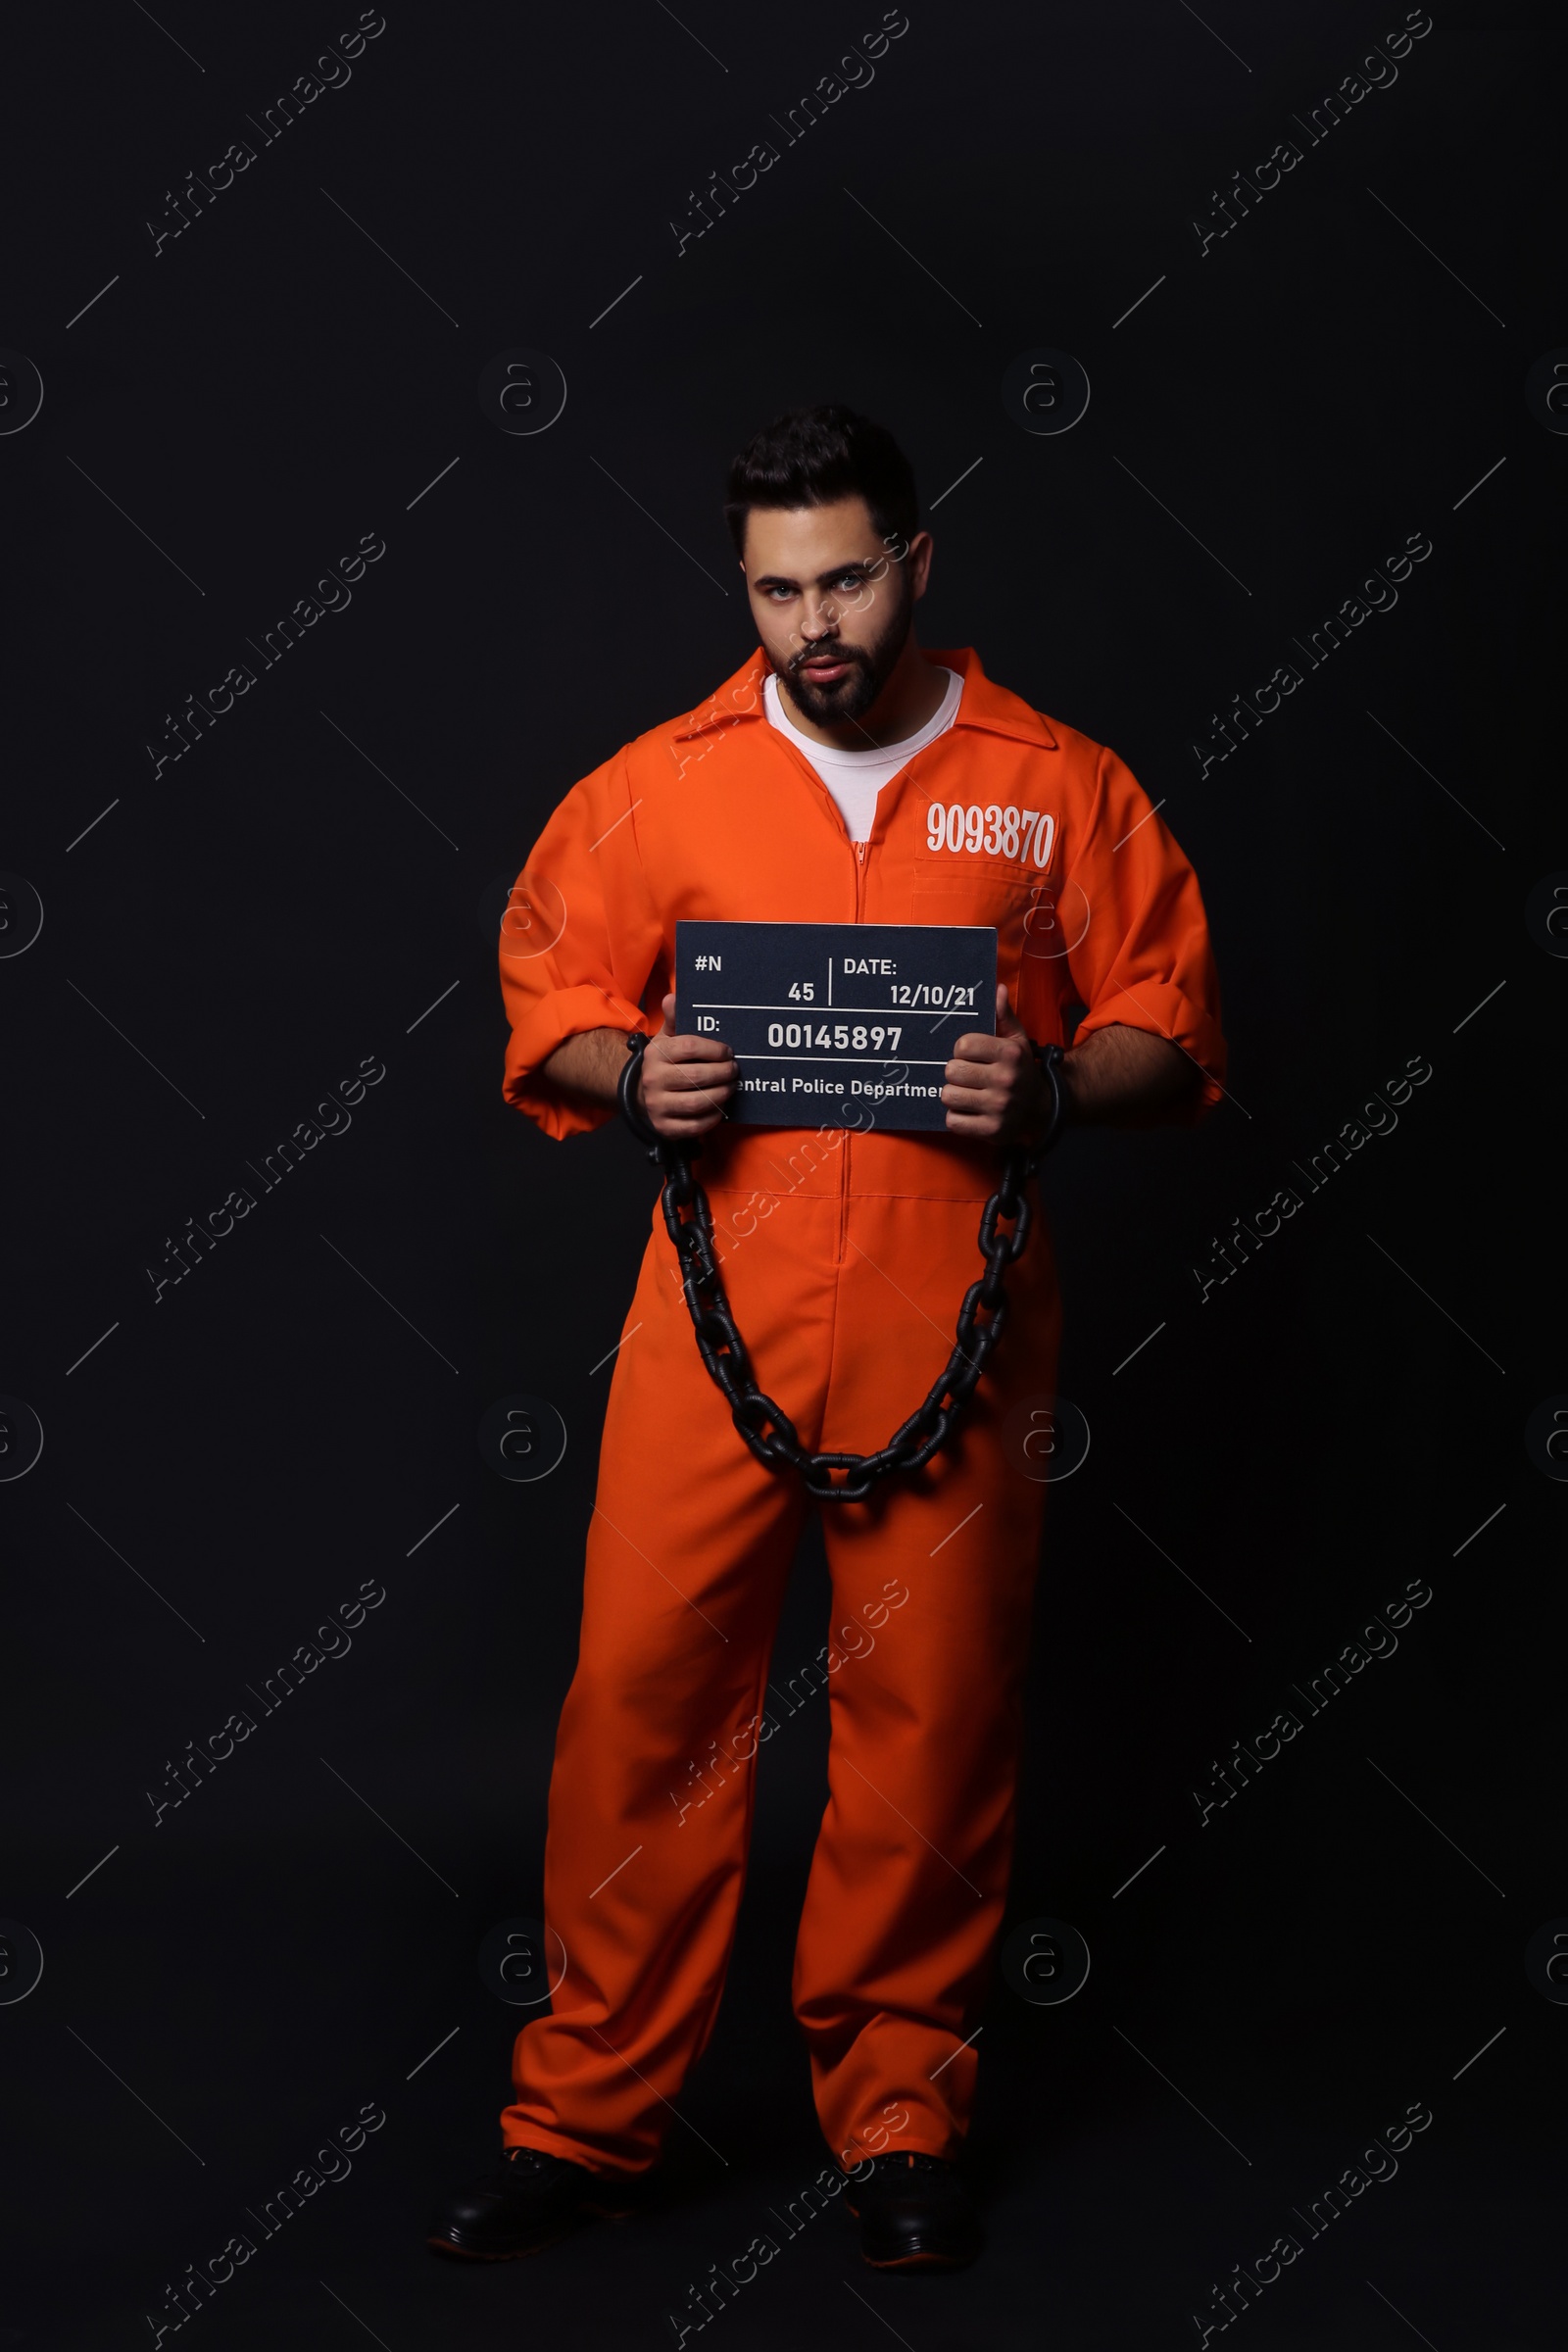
[685,1642,785,2075]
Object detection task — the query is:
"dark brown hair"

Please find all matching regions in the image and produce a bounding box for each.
[723,405,919,559]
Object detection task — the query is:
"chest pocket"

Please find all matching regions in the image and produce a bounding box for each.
[911,818,1062,992]
[913,878,1035,977]
[911,797,1059,968]
[913,796,1057,888]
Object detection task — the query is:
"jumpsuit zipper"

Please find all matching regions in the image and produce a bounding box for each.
[763,724,899,1264]
[838,839,871,1262]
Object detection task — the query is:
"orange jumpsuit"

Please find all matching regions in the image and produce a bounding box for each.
[497,645,1225,2178]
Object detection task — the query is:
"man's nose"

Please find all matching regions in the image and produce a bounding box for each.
[799,592,840,641]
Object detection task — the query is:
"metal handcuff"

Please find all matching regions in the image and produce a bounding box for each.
[615,1023,1068,1503]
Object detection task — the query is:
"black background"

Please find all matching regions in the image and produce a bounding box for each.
[1,1,1560,2344]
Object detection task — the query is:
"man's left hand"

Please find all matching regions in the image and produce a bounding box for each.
[942,986,1046,1144]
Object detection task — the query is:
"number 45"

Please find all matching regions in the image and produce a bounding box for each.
[787,981,815,1001]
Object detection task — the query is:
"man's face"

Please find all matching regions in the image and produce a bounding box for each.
[741,495,929,727]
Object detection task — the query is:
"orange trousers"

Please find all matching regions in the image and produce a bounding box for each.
[501,1157,1060,2179]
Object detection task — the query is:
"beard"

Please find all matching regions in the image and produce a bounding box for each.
[778,583,913,729]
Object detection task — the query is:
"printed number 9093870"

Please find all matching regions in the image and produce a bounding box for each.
[927,803,1055,865]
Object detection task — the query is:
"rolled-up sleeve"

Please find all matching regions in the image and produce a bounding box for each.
[499,749,662,1140]
[1063,743,1227,1119]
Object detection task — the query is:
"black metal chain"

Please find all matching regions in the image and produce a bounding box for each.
[615,1027,1068,1503]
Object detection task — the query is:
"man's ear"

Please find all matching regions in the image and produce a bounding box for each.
[907,528,934,601]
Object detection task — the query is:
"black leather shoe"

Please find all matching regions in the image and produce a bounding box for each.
[426,2145,640,2261]
[841,2151,984,2270]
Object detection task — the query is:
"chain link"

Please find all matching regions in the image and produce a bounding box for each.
[616,1029,1067,1503]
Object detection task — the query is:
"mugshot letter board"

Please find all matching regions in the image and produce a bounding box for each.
[673,918,997,1133]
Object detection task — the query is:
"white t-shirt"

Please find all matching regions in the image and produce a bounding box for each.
[763,665,962,843]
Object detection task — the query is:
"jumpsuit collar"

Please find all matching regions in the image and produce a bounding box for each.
[671,645,1058,752]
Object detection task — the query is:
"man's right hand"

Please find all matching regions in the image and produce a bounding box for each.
[638,991,738,1139]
